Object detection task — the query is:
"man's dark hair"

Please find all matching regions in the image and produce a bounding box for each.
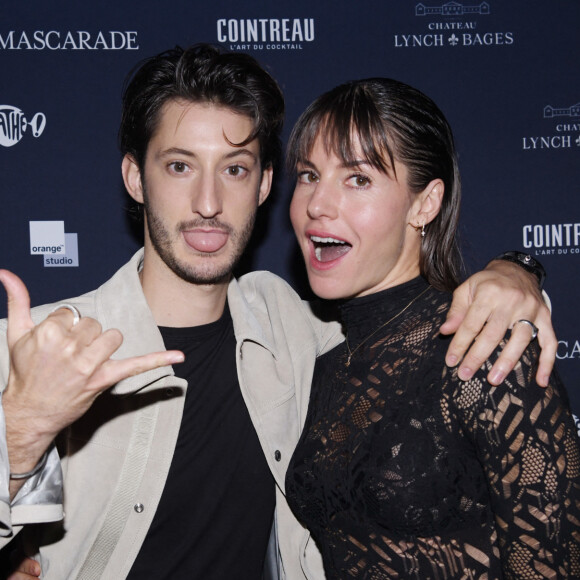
[119,43,285,172]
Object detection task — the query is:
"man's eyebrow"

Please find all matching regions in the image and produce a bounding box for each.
[156,147,195,159]
[223,148,259,162]
[155,147,258,162]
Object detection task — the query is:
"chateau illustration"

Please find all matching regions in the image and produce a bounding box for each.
[544,104,580,118]
[415,2,490,16]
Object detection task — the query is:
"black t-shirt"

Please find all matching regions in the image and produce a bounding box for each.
[128,305,275,579]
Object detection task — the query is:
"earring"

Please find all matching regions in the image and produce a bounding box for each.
[421,223,426,238]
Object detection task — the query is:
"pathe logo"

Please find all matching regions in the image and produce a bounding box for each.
[394,1,513,48]
[216,18,314,51]
[29,221,79,268]
[0,105,46,147]
[522,101,580,151]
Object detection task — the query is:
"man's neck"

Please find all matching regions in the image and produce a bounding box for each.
[139,251,230,328]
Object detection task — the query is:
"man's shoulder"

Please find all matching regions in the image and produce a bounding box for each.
[231,271,343,353]
[29,289,99,325]
[5,253,141,328]
[237,270,295,289]
[0,288,99,333]
[235,271,303,304]
[231,271,311,327]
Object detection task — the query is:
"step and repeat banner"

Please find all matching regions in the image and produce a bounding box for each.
[1,1,579,409]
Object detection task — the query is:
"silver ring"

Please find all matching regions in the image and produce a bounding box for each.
[513,319,538,340]
[51,304,81,326]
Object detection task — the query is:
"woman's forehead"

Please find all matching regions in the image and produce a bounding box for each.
[308,126,395,175]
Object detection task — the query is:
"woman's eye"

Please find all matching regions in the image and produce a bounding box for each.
[298,171,318,184]
[350,174,370,187]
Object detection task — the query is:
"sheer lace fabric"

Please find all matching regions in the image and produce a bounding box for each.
[286,277,580,579]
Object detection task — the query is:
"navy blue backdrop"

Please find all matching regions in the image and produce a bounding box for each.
[1,0,579,411]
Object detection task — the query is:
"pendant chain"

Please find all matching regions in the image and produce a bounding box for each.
[345,287,430,367]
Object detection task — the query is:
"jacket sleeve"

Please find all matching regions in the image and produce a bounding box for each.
[0,322,64,542]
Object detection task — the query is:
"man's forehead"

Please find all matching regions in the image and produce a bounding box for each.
[160,99,252,129]
[151,99,260,153]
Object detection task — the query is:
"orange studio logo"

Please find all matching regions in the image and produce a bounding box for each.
[0,105,46,147]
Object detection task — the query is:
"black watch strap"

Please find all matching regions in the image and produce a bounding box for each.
[493,251,546,289]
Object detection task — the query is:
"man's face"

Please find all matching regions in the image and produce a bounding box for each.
[123,100,272,285]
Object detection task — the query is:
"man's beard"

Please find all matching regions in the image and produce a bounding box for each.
[143,190,257,286]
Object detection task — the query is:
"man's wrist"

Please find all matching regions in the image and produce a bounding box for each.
[10,450,49,480]
[5,411,57,477]
[491,251,546,289]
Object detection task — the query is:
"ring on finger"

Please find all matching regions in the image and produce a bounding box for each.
[50,304,82,326]
[512,319,538,341]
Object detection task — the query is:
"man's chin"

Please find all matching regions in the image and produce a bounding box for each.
[171,260,235,286]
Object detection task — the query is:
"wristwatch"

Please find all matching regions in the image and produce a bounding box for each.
[492,251,546,289]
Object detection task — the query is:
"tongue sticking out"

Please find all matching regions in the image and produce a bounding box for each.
[315,243,351,263]
[183,230,228,253]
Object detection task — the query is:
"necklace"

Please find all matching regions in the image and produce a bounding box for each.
[344,286,430,367]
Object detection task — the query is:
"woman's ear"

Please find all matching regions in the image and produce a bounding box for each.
[412,178,444,228]
[122,155,144,203]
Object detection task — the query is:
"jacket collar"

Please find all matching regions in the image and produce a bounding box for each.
[97,250,277,394]
[94,250,178,395]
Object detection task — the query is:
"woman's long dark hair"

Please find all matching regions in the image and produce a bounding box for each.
[287,78,463,292]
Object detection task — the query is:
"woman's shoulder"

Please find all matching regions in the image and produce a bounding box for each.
[401,286,452,344]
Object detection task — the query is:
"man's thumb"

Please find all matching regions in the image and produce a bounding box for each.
[0,270,35,347]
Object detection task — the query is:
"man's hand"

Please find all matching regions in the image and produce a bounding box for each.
[7,557,41,579]
[0,269,184,496]
[440,260,555,387]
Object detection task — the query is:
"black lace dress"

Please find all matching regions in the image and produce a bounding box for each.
[286,277,580,579]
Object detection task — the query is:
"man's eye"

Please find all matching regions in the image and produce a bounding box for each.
[227,165,246,176]
[170,162,188,173]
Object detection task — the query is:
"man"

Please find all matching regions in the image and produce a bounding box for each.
[0,45,553,579]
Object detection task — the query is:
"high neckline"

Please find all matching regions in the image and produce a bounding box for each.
[339,277,431,344]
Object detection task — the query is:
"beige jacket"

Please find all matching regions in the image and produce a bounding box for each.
[0,250,343,579]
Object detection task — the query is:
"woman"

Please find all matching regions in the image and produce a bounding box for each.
[285,78,580,578]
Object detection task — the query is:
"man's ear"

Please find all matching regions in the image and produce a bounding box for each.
[122,155,144,203]
[412,178,444,227]
[258,165,273,206]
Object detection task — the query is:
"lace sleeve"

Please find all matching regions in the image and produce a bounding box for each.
[458,340,580,577]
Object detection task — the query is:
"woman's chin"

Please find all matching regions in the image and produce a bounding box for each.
[307,277,350,301]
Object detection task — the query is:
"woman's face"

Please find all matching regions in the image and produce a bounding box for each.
[290,135,424,300]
